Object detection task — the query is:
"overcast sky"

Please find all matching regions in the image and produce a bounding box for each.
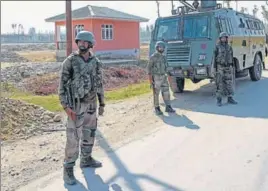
[1,1,267,33]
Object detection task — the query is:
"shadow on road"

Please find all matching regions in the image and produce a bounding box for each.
[97,131,184,191]
[64,181,88,191]
[170,76,268,119]
[64,130,184,191]
[158,112,200,130]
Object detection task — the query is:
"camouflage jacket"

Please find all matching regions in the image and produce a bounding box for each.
[214,43,233,66]
[58,51,104,106]
[147,52,167,75]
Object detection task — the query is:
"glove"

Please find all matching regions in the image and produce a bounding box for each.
[65,107,76,121]
[98,106,104,116]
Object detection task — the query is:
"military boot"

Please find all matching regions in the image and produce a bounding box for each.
[217,97,222,107]
[228,97,238,104]
[165,105,175,113]
[80,156,102,168]
[63,166,76,185]
[155,106,163,115]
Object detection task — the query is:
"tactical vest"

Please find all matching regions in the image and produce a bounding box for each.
[151,52,167,75]
[67,53,101,99]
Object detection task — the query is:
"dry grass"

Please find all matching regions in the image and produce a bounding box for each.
[17,45,150,62]
[17,50,56,62]
[1,62,16,68]
[140,44,149,60]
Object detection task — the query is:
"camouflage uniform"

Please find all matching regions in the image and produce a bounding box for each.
[214,32,237,106]
[58,31,105,185]
[147,41,175,115]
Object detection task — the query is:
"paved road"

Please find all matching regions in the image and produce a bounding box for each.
[17,71,268,191]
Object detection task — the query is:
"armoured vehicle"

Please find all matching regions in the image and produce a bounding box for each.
[149,0,266,93]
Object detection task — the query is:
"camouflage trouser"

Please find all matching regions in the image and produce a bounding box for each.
[63,99,97,168]
[215,65,234,98]
[153,74,171,107]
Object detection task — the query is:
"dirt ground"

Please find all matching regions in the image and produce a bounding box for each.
[0,43,151,191]
[1,78,209,191]
[1,43,206,191]
[1,94,156,191]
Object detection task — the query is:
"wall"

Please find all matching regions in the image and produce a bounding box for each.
[55,19,93,50]
[55,18,141,59]
[92,19,140,51]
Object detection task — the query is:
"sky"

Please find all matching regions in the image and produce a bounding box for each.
[1,1,267,34]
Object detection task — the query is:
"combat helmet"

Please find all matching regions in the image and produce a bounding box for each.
[219,32,228,39]
[155,41,166,50]
[75,31,96,46]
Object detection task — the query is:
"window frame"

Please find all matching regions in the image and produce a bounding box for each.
[74,24,85,37]
[101,24,114,41]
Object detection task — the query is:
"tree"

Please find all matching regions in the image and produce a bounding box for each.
[28,27,36,36]
[261,5,268,23]
[17,24,24,35]
[261,5,268,31]
[252,5,259,17]
[11,23,17,34]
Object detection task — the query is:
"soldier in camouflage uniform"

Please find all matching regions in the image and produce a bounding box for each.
[58,31,105,185]
[147,41,175,115]
[214,32,238,106]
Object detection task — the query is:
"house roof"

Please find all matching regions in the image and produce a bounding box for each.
[45,5,149,23]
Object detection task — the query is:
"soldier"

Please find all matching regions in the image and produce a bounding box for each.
[58,31,105,185]
[214,32,238,106]
[147,41,175,115]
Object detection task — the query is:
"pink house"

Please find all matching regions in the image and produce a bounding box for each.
[45,4,149,61]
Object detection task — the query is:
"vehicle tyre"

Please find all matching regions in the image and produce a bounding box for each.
[249,54,262,81]
[191,78,202,84]
[168,76,185,93]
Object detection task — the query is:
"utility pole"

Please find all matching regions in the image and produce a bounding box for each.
[66,0,72,56]
[156,1,160,17]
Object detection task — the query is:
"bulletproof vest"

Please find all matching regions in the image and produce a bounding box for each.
[151,52,167,75]
[68,53,100,99]
[215,43,232,66]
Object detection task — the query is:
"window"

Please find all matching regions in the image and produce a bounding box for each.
[182,15,210,38]
[101,24,113,40]
[156,19,180,41]
[219,18,231,35]
[183,18,194,38]
[246,20,250,29]
[239,18,245,28]
[195,16,209,38]
[74,25,84,37]
[218,18,228,33]
[226,18,233,34]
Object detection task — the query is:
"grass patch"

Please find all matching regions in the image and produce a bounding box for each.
[17,50,56,62]
[2,78,208,112]
[13,94,62,112]
[105,81,150,101]
[3,81,151,112]
[140,44,149,60]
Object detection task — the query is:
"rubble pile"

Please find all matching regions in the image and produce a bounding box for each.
[102,65,148,91]
[1,97,64,141]
[1,62,61,84]
[1,43,56,63]
[0,51,29,63]
[22,65,147,95]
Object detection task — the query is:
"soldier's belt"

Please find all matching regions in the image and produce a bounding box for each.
[218,63,232,67]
